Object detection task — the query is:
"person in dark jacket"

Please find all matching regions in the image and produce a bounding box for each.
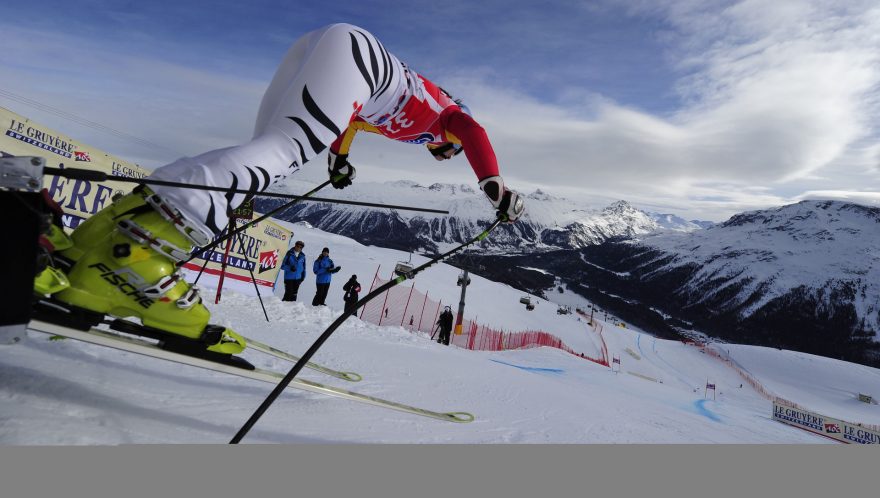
[342,274,361,314]
[280,240,306,301]
[437,306,454,346]
[312,247,340,306]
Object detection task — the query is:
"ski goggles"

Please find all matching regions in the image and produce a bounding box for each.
[427,142,464,159]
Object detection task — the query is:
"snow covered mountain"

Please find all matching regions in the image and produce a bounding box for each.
[259,179,700,253]
[648,212,714,231]
[258,179,877,366]
[539,200,661,248]
[520,200,880,366]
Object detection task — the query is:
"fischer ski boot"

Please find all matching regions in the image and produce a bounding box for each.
[33,189,73,297]
[41,186,246,355]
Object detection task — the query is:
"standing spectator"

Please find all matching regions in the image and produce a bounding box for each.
[280,240,306,301]
[437,306,454,346]
[342,274,361,314]
[312,247,340,306]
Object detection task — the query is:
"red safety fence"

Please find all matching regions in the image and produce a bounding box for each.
[359,267,607,365]
[702,344,880,433]
[359,267,443,335]
[575,310,609,366]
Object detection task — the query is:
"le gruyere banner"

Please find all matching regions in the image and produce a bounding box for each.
[181,213,291,288]
[2,106,292,289]
[773,401,880,444]
[1,106,149,229]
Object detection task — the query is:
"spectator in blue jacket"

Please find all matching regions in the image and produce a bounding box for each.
[312,246,340,306]
[280,240,307,302]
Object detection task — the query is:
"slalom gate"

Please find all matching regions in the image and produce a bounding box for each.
[701,344,880,439]
[358,269,607,365]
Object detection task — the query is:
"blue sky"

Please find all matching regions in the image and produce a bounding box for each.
[2,0,880,220]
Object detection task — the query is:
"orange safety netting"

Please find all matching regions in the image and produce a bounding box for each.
[359,267,607,366]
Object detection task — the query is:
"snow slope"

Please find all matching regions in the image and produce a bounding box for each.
[2,223,878,444]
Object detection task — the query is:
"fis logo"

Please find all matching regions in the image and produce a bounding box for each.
[263,225,287,241]
[398,132,436,145]
[75,150,92,162]
[259,249,278,274]
[88,262,155,309]
[824,423,841,433]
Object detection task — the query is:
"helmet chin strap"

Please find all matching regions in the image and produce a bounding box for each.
[428,142,464,159]
[429,143,455,157]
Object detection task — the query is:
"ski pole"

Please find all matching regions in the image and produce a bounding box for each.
[231,228,271,322]
[430,324,440,340]
[42,167,449,214]
[229,217,504,444]
[44,166,450,266]
[178,179,334,268]
[191,239,213,286]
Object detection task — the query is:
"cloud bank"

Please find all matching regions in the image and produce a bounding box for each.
[2,1,879,221]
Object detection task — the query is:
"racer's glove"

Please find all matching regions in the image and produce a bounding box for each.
[328,150,356,189]
[478,175,525,223]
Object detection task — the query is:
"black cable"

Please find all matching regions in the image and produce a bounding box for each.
[0,89,182,156]
[42,167,449,214]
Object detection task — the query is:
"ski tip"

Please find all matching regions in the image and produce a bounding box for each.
[339,371,363,382]
[445,412,475,423]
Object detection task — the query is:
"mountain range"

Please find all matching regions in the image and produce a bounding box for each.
[259,178,710,253]
[473,200,880,366]
[258,180,880,366]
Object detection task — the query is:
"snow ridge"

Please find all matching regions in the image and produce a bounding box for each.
[636,200,880,330]
[263,178,707,252]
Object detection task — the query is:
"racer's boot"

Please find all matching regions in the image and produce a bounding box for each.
[43,186,246,354]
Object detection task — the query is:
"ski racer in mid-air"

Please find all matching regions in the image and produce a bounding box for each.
[39,23,525,354]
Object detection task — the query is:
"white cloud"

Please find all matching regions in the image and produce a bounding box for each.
[795,190,880,206]
[447,1,880,219]
[2,2,880,222]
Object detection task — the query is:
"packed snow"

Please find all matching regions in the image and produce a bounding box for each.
[2,223,878,444]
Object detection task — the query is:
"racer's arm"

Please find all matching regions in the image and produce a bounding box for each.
[329,118,382,155]
[327,118,381,189]
[440,107,500,181]
[442,107,523,223]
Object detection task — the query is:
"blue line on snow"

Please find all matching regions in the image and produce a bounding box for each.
[693,399,722,422]
[489,359,564,374]
[651,338,693,388]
